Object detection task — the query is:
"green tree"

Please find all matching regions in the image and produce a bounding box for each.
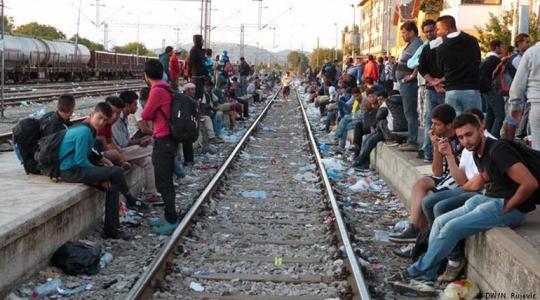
[13,22,66,40]
[112,42,155,56]
[1,15,14,34]
[475,11,540,53]
[70,35,104,50]
[309,48,343,70]
[287,51,310,73]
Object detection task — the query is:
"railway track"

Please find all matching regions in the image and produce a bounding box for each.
[127,88,370,299]
[4,79,143,92]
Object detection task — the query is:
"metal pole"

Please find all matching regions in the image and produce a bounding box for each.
[352,4,356,57]
[200,0,204,35]
[96,0,100,27]
[73,0,82,80]
[316,36,320,68]
[1,0,4,118]
[103,23,108,50]
[136,16,140,64]
[334,23,338,60]
[207,0,212,47]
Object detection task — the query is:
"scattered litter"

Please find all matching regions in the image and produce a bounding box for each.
[99,252,113,269]
[189,281,205,292]
[373,230,391,242]
[57,283,92,296]
[30,107,47,118]
[274,256,282,266]
[243,172,260,178]
[369,263,383,270]
[20,101,30,107]
[442,279,479,300]
[51,241,101,275]
[394,220,409,232]
[319,143,331,152]
[320,157,345,171]
[326,169,343,179]
[32,278,62,298]
[270,158,277,165]
[194,271,209,276]
[102,279,118,289]
[294,171,318,182]
[261,127,275,132]
[349,179,369,192]
[298,164,316,172]
[239,190,267,199]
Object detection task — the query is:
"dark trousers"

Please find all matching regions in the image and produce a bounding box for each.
[237,98,249,118]
[153,136,179,224]
[61,166,129,233]
[484,90,505,138]
[325,109,337,131]
[193,76,205,101]
[353,121,370,156]
[355,131,384,164]
[182,141,194,164]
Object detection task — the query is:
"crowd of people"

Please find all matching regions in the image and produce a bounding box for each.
[15,34,281,240]
[305,15,540,295]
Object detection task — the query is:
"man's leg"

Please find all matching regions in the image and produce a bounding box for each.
[352,121,364,154]
[182,141,194,164]
[489,92,506,139]
[122,145,157,196]
[421,188,468,226]
[399,80,419,146]
[460,90,483,113]
[325,110,337,131]
[152,137,179,225]
[530,102,540,150]
[408,195,525,281]
[354,131,383,167]
[202,116,216,139]
[213,111,223,138]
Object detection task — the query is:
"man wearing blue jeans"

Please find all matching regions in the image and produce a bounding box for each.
[396,21,423,152]
[433,15,482,115]
[390,113,538,295]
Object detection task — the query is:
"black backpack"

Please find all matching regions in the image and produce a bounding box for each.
[12,118,42,175]
[35,129,69,180]
[51,241,102,275]
[159,88,199,143]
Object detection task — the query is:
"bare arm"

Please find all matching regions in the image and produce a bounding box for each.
[503,163,539,213]
[461,174,485,192]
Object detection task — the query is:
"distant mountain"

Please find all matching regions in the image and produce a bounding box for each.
[153,43,309,65]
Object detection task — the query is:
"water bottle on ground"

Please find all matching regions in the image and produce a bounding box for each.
[99,252,113,269]
[32,278,61,298]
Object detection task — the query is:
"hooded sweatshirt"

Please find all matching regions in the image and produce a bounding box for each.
[188,35,207,77]
[141,80,172,138]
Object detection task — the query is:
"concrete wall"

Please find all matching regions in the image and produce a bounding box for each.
[0,167,144,296]
[371,143,540,294]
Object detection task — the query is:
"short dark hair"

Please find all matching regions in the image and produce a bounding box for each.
[105,95,125,109]
[400,21,418,35]
[365,88,377,95]
[144,59,164,80]
[119,91,138,105]
[205,48,212,56]
[489,40,501,51]
[453,113,481,129]
[515,33,529,47]
[165,46,173,53]
[436,15,457,30]
[421,19,436,29]
[368,54,374,60]
[350,87,361,94]
[464,107,484,123]
[94,102,112,118]
[364,77,374,85]
[139,87,150,102]
[377,90,388,98]
[431,103,456,125]
[204,79,214,87]
[240,57,245,61]
[57,94,75,113]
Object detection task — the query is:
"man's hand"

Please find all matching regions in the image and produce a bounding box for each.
[428,129,439,146]
[438,138,453,157]
[139,137,151,147]
[100,181,111,189]
[101,157,114,167]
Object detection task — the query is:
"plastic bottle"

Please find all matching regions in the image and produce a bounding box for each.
[32,278,61,298]
[99,252,113,269]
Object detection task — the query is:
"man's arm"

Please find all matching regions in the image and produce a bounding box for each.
[461,174,485,192]
[503,162,539,213]
[439,140,468,185]
[73,130,94,168]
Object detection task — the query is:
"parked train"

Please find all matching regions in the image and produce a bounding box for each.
[1,35,156,83]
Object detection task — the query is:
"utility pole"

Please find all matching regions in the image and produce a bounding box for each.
[73,0,82,80]
[103,23,109,50]
[173,27,181,44]
[351,3,357,57]
[200,0,204,35]
[334,22,338,60]
[240,24,245,58]
[316,36,320,67]
[1,0,5,118]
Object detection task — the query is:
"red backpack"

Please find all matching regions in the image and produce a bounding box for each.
[224,61,234,76]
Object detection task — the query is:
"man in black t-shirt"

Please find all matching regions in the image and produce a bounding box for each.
[390,113,537,295]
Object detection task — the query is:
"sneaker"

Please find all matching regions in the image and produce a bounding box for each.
[348,145,359,153]
[389,224,419,243]
[102,228,133,241]
[392,243,415,258]
[179,175,200,185]
[353,160,369,170]
[126,198,151,213]
[416,149,424,159]
[392,279,438,297]
[209,137,224,144]
[423,157,433,163]
[152,221,179,235]
[399,143,418,152]
[437,261,466,284]
[385,269,410,284]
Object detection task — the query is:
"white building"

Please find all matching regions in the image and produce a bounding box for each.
[359,0,398,56]
[440,0,502,35]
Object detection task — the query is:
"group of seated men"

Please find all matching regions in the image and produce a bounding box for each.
[32,58,270,240]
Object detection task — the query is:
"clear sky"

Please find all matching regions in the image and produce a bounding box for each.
[5,0,357,53]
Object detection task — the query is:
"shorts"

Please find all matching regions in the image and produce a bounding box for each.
[283,86,290,94]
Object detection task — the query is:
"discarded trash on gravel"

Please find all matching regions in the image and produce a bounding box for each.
[239,190,267,199]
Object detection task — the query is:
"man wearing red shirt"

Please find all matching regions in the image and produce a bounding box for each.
[169,46,182,91]
[141,59,179,235]
[363,55,380,83]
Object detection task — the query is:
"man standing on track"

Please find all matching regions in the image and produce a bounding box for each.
[188,35,207,102]
[282,71,292,100]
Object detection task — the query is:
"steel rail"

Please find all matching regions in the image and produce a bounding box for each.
[126,86,283,300]
[295,88,371,300]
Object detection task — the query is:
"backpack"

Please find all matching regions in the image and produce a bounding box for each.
[490,140,540,204]
[12,118,42,175]
[478,55,500,93]
[225,62,234,76]
[34,128,71,180]
[159,88,199,143]
[51,241,102,275]
[492,54,517,96]
[323,64,336,79]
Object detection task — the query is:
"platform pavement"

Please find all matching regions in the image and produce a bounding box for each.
[0,150,144,296]
[371,142,540,294]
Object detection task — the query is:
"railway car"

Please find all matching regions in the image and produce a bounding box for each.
[88,50,152,80]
